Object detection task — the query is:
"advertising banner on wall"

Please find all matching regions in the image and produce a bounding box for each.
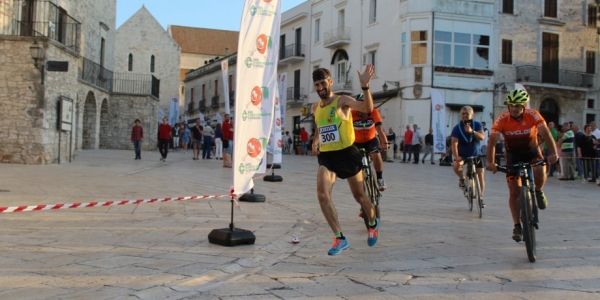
[431,89,447,154]
[222,60,231,115]
[169,96,180,125]
[278,73,287,128]
[267,85,282,164]
[233,0,281,195]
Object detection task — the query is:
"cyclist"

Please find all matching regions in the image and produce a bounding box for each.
[351,93,389,191]
[486,89,558,242]
[451,106,486,208]
[311,65,379,256]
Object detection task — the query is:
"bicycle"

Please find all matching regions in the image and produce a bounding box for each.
[461,156,483,218]
[496,160,545,262]
[359,147,381,229]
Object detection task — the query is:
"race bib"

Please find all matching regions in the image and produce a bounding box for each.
[319,124,340,144]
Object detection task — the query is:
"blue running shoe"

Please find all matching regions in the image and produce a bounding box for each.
[367,218,379,247]
[327,237,349,255]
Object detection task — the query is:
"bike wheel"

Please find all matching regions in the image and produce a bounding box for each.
[520,186,537,262]
[467,177,474,211]
[361,172,375,230]
[474,174,482,218]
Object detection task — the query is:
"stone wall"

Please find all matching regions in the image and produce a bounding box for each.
[102,94,159,150]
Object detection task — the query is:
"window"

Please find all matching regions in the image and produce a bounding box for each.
[314,19,320,43]
[336,60,348,83]
[502,0,513,14]
[587,99,595,109]
[411,30,428,65]
[191,88,194,104]
[128,53,133,71]
[586,114,596,125]
[544,0,557,18]
[586,51,596,74]
[369,0,377,24]
[228,75,233,93]
[100,38,105,67]
[150,55,155,73]
[401,32,406,66]
[502,39,513,65]
[434,30,489,68]
[589,5,598,27]
[214,80,218,96]
[202,84,206,100]
[366,50,376,68]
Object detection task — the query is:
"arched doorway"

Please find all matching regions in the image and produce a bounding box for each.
[82,91,97,149]
[539,98,559,125]
[99,98,110,149]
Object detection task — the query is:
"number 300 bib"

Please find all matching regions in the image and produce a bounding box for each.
[319,124,340,144]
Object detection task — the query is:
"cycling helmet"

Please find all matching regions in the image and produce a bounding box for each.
[505,89,530,106]
[355,93,364,101]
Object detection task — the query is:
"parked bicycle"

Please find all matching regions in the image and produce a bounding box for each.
[359,147,381,229]
[496,160,545,262]
[461,156,483,218]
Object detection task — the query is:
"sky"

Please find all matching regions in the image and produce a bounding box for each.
[116,0,307,31]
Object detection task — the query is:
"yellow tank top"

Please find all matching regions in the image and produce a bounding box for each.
[314,96,355,152]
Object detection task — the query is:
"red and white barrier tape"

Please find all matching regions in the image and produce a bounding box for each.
[0,193,240,213]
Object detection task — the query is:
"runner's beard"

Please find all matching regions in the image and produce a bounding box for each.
[317,87,330,99]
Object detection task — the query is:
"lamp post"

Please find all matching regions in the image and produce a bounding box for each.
[30,40,45,84]
[382,81,400,92]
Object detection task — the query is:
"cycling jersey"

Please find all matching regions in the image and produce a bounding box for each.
[491,109,546,153]
[314,96,355,152]
[351,108,383,144]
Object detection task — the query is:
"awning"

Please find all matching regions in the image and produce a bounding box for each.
[445,103,484,112]
[330,49,349,65]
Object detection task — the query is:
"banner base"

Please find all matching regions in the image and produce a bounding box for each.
[266,163,281,169]
[264,175,283,182]
[239,193,266,202]
[208,228,256,246]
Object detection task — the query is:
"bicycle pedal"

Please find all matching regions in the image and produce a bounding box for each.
[534,223,539,230]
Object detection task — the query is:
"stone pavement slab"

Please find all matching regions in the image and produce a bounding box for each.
[0,149,599,299]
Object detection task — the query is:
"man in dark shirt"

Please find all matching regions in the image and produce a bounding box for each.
[158,117,172,162]
[385,127,396,162]
[422,128,435,164]
[190,119,203,160]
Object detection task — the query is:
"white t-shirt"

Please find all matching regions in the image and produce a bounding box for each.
[481,128,489,146]
[592,128,600,140]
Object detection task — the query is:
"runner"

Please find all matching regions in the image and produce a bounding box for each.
[486,89,558,242]
[311,65,379,256]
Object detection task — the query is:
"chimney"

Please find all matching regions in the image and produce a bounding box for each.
[225,48,229,56]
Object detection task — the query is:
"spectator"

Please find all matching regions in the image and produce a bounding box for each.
[158,117,172,162]
[300,127,309,155]
[131,119,143,160]
[401,125,413,163]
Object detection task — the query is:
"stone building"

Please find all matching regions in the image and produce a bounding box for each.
[115,5,180,115]
[168,25,238,121]
[0,0,160,164]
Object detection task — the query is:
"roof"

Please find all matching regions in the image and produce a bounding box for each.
[168,25,239,56]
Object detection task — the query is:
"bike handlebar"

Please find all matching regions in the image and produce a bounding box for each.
[496,160,545,174]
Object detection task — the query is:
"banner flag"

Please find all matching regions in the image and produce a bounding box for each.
[514,83,530,109]
[279,73,287,128]
[267,85,283,163]
[222,60,231,115]
[431,89,447,154]
[233,0,281,194]
[169,96,180,125]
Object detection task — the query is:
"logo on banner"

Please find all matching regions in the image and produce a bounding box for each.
[435,104,442,111]
[245,57,275,68]
[222,62,227,70]
[251,86,267,106]
[276,118,281,126]
[247,137,263,158]
[242,110,272,121]
[280,74,286,82]
[256,34,272,54]
[249,4,277,17]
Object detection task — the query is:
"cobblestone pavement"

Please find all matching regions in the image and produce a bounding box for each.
[0,149,599,299]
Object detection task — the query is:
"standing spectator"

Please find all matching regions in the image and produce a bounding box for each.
[559,124,575,180]
[283,131,292,153]
[386,127,396,162]
[577,124,597,182]
[422,128,435,164]
[158,117,172,162]
[222,114,233,168]
[214,123,223,160]
[481,122,489,166]
[300,127,309,155]
[190,119,203,160]
[591,122,600,184]
[572,124,584,179]
[411,124,422,164]
[401,125,413,163]
[202,121,215,159]
[131,119,143,160]
[543,121,558,176]
[172,123,181,151]
[181,124,191,153]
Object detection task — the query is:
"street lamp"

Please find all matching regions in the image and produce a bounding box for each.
[382,81,400,92]
[30,40,43,68]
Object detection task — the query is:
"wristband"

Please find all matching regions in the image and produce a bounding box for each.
[361,86,369,90]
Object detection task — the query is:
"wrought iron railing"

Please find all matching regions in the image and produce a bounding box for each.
[199,99,206,112]
[324,27,351,45]
[112,73,160,98]
[229,90,235,106]
[0,0,81,53]
[287,87,305,101]
[280,44,305,60]
[517,65,595,88]
[211,95,220,107]
[79,57,113,91]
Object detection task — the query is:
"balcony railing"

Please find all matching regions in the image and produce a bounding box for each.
[112,73,160,98]
[79,57,113,91]
[187,100,195,114]
[280,44,305,59]
[324,27,351,48]
[199,99,206,112]
[517,65,595,88]
[1,0,81,53]
[286,87,305,101]
[332,79,353,94]
[229,90,235,106]
[211,95,220,107]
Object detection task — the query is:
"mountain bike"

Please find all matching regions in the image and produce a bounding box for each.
[359,147,381,229]
[462,156,483,218]
[496,160,545,262]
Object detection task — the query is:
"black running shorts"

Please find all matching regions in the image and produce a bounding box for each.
[317,145,363,179]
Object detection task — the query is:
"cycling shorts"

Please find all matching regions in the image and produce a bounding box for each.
[353,137,380,154]
[505,148,543,178]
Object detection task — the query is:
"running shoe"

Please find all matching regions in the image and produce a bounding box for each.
[367,218,379,247]
[459,178,466,188]
[377,179,387,191]
[328,237,349,255]
[512,226,522,242]
[535,190,548,210]
[480,198,486,208]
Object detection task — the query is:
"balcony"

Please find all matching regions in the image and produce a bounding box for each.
[286,87,306,101]
[278,44,305,66]
[211,95,220,108]
[331,79,353,95]
[516,65,595,88]
[112,73,160,98]
[199,99,206,112]
[1,0,81,53]
[80,57,113,91]
[324,27,351,48]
